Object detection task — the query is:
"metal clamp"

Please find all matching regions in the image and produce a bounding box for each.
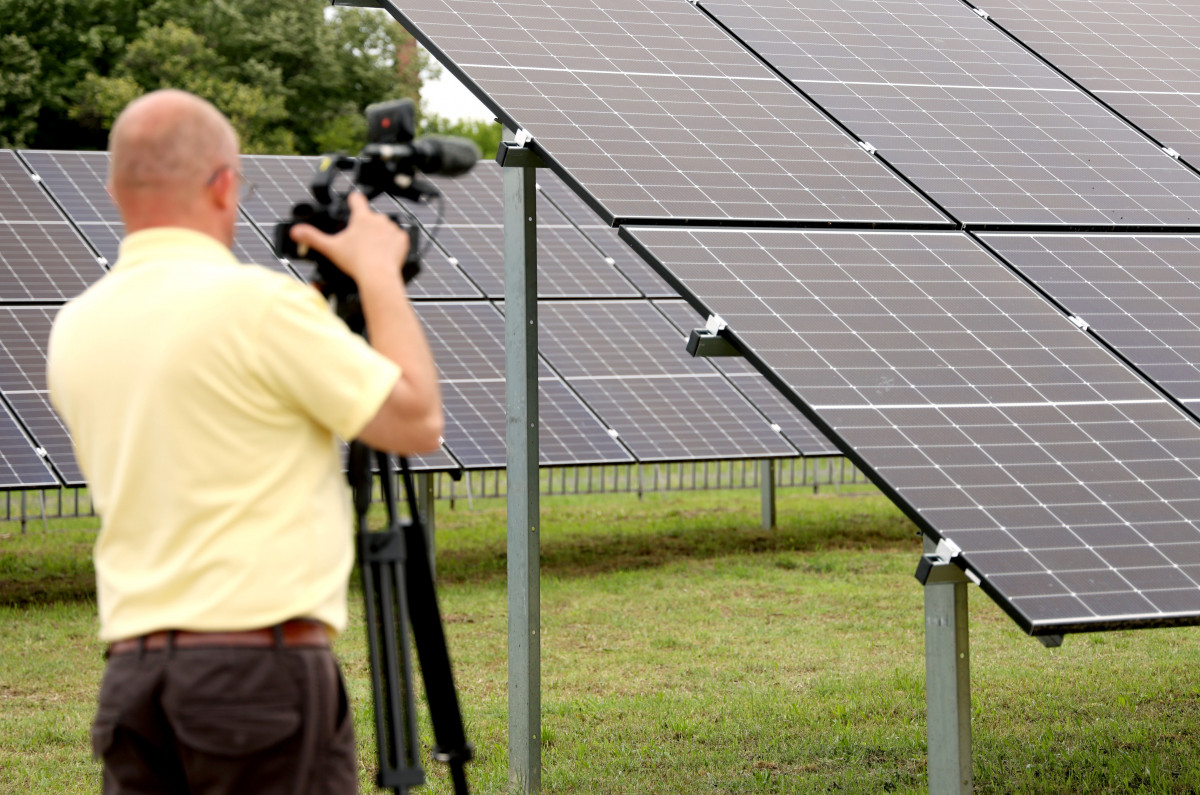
[915,537,977,585]
[686,315,742,358]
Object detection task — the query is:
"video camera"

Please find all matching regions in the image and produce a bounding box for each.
[274,98,480,311]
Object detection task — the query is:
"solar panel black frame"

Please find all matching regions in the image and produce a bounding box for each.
[623,225,1200,635]
[379,0,951,228]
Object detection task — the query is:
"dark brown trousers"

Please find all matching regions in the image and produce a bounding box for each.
[92,644,357,794]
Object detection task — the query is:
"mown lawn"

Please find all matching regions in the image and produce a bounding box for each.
[4,487,1200,793]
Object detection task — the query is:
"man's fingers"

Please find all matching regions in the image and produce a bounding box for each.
[289,223,334,256]
[345,191,370,214]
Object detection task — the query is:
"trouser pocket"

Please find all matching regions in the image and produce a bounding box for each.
[169,700,302,757]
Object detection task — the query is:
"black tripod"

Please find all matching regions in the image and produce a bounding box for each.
[348,438,473,794]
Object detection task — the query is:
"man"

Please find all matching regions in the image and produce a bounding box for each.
[47,89,442,793]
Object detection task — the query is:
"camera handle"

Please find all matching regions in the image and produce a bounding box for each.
[349,439,473,795]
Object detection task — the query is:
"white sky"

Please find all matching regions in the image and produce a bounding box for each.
[420,52,492,122]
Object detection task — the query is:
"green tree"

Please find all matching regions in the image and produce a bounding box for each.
[419,113,503,161]
[1,0,425,154]
[0,33,42,147]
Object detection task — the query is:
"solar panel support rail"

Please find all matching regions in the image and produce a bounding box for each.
[501,128,542,794]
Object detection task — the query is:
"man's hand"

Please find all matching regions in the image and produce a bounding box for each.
[289,192,410,289]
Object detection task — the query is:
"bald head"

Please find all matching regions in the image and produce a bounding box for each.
[108,90,242,245]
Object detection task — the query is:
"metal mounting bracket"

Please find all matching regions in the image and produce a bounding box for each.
[915,537,977,586]
[497,140,546,169]
[686,314,742,358]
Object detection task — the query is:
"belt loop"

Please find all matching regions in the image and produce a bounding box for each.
[137,635,146,661]
[166,630,177,659]
[273,623,285,649]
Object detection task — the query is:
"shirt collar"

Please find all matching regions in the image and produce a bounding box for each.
[112,228,241,272]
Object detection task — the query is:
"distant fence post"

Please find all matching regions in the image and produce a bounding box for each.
[760,459,776,529]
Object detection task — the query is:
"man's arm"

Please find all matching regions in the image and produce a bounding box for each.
[289,192,443,455]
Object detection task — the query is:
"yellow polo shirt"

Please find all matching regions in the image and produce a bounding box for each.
[47,228,400,642]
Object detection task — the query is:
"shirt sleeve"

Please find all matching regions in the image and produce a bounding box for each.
[254,281,401,441]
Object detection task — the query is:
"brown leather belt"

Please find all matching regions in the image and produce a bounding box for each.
[107,619,330,656]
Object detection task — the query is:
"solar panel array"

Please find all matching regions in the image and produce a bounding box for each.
[0,145,836,488]
[21,150,295,275]
[379,0,950,227]
[375,0,1200,634]
[624,226,1200,632]
[700,0,1200,228]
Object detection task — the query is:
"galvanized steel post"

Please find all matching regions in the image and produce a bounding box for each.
[502,127,541,793]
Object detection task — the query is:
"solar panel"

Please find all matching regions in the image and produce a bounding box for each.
[5,392,83,485]
[420,222,640,299]
[0,306,55,394]
[534,172,678,298]
[18,150,116,223]
[0,222,105,303]
[21,150,298,276]
[409,444,462,472]
[0,401,59,489]
[379,0,948,226]
[415,301,633,467]
[0,150,68,223]
[974,0,1200,165]
[700,0,1200,228]
[532,300,797,461]
[400,161,645,298]
[240,154,482,298]
[0,151,107,302]
[0,307,85,484]
[981,233,1200,409]
[624,225,1200,633]
[654,299,839,456]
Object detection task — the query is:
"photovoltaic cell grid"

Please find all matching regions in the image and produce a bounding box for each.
[700,0,1200,228]
[622,226,1200,633]
[401,161,643,298]
[0,307,84,484]
[981,233,1200,410]
[239,154,482,299]
[380,0,947,226]
[974,0,1200,165]
[653,299,839,456]
[0,151,106,302]
[20,150,297,276]
[415,302,632,467]
[534,168,677,297]
[0,402,58,489]
[533,301,797,462]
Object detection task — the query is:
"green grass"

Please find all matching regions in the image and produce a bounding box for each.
[4,488,1200,793]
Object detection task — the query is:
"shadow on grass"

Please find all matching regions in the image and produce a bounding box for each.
[0,532,96,607]
[433,493,918,586]
[2,492,918,606]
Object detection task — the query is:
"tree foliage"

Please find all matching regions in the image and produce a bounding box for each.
[419,113,503,161]
[0,0,424,154]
